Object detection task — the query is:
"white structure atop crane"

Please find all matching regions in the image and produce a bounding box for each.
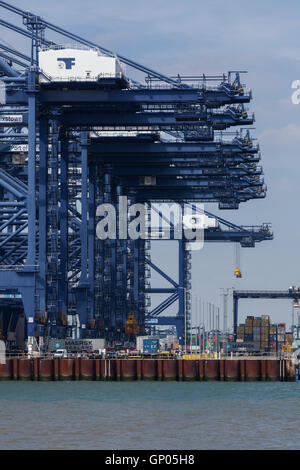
[39,45,124,82]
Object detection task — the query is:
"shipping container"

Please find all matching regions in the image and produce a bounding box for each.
[244,334,253,341]
[261,325,269,332]
[137,335,159,351]
[143,338,159,354]
[245,329,253,335]
[278,324,286,333]
[237,327,245,340]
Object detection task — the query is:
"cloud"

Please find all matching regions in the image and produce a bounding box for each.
[259,123,300,169]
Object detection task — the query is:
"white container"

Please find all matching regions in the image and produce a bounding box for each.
[39,45,123,82]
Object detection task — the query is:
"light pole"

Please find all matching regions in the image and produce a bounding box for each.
[220,288,234,334]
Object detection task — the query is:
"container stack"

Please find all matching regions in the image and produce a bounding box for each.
[159,335,178,351]
[237,316,292,354]
[260,315,270,351]
[237,324,245,341]
[277,323,286,352]
[269,324,277,352]
[244,316,254,342]
[253,317,261,350]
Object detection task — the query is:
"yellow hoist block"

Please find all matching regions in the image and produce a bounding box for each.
[234,267,242,278]
[125,312,139,335]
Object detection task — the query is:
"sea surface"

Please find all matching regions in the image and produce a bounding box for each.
[0,381,299,450]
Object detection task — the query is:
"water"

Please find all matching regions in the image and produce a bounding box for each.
[0,381,299,450]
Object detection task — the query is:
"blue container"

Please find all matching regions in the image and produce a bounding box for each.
[143,339,159,353]
[244,334,253,342]
[269,334,277,342]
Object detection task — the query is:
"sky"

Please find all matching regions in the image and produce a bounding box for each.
[1,0,300,329]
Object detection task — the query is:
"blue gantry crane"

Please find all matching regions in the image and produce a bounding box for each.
[0,1,272,348]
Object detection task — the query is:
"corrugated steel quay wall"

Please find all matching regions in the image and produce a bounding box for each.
[0,358,296,381]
